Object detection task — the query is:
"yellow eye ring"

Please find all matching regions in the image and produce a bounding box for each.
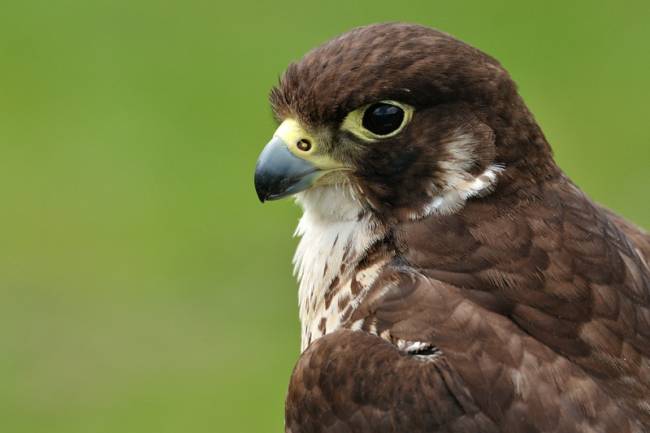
[341,100,414,142]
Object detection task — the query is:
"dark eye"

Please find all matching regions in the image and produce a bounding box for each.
[362,103,405,136]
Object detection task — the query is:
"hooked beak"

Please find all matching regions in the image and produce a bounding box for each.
[254,119,346,202]
[254,136,321,202]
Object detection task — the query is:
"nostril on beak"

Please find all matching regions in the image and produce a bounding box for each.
[296,139,312,152]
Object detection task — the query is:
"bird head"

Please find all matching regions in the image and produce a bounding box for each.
[254,23,555,221]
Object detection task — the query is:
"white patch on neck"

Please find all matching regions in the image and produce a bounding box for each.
[414,163,505,219]
[293,185,386,349]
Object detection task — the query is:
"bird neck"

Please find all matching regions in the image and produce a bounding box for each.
[293,185,389,351]
[489,94,560,182]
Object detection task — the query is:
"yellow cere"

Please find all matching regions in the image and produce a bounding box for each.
[341,100,414,142]
[273,119,344,170]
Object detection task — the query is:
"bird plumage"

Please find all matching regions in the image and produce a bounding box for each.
[255,22,650,433]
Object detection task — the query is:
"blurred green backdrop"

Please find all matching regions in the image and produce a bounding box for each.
[1,0,648,432]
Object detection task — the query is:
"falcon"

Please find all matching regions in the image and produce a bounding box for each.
[253,23,650,433]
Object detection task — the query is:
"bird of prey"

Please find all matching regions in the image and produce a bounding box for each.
[253,23,650,433]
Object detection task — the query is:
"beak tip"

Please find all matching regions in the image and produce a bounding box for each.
[254,180,267,203]
[254,170,269,203]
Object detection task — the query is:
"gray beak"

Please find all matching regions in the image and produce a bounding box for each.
[254,136,320,202]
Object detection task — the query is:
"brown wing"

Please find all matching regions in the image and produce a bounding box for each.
[287,269,644,432]
[600,205,650,264]
[395,177,650,424]
[285,329,498,433]
[350,270,645,433]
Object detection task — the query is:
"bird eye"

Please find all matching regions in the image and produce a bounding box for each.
[362,103,405,136]
[341,100,413,141]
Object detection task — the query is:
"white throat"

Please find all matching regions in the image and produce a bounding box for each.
[293,185,385,348]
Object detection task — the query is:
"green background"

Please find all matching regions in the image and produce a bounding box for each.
[1,1,648,432]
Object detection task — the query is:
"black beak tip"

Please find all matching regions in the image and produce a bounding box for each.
[254,169,273,203]
[254,177,267,203]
